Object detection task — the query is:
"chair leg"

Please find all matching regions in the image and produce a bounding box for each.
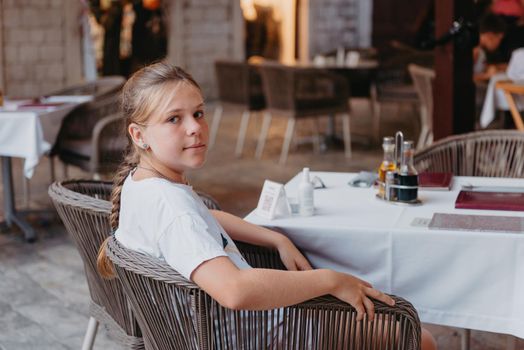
[341,113,352,158]
[460,328,470,350]
[49,156,56,182]
[312,118,321,154]
[506,335,516,350]
[370,84,380,144]
[81,316,99,350]
[255,112,272,160]
[279,118,296,165]
[235,110,251,157]
[209,105,223,149]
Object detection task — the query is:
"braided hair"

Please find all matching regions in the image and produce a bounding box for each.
[97,61,201,279]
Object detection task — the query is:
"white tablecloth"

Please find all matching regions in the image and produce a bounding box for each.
[245,172,524,338]
[0,103,80,177]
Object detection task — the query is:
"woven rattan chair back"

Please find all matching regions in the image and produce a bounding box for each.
[48,180,144,349]
[408,64,436,150]
[210,60,266,153]
[414,130,524,177]
[215,60,265,109]
[53,93,127,177]
[107,234,421,350]
[256,62,353,163]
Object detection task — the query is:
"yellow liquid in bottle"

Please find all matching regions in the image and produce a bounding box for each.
[378,162,396,197]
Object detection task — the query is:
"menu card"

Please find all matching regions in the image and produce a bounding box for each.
[455,190,524,211]
[418,172,453,191]
[429,213,524,233]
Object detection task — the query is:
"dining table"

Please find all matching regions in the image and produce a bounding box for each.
[0,96,92,241]
[245,171,524,339]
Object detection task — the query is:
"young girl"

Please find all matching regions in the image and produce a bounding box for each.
[97,62,436,349]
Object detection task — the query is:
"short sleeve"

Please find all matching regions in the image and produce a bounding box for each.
[157,213,228,280]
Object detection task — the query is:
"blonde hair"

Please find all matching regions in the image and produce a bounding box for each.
[97,61,201,279]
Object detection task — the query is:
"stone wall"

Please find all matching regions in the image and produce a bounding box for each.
[166,0,243,100]
[309,0,371,56]
[0,0,82,97]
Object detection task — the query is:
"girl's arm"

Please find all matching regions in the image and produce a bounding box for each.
[210,210,312,271]
[192,256,394,321]
[211,210,284,249]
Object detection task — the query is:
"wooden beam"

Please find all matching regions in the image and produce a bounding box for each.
[434,0,476,140]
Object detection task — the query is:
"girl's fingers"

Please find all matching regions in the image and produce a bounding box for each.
[354,303,366,321]
[366,287,395,306]
[298,257,312,270]
[363,296,375,321]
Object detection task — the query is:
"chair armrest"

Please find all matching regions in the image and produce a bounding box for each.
[90,113,126,171]
[107,236,421,349]
[291,293,421,349]
[234,241,286,270]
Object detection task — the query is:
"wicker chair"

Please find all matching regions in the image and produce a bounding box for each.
[371,47,434,143]
[50,76,127,179]
[212,60,266,156]
[48,180,143,350]
[408,64,436,150]
[106,235,421,350]
[48,180,223,350]
[256,62,352,164]
[414,130,524,177]
[52,97,127,179]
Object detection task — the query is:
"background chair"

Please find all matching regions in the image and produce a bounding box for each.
[48,180,143,350]
[50,76,126,180]
[52,95,127,180]
[495,80,524,131]
[414,130,524,177]
[371,46,434,143]
[256,63,352,164]
[408,64,436,150]
[213,60,266,156]
[106,234,421,350]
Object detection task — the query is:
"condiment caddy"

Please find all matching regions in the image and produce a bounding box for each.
[376,131,421,205]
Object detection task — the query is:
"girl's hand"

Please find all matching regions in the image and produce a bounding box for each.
[276,236,312,271]
[331,271,395,321]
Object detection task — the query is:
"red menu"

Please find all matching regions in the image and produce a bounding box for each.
[455,190,524,211]
[418,172,453,191]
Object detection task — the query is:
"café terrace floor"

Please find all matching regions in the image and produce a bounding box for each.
[0,99,521,349]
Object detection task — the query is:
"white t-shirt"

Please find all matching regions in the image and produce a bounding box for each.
[115,173,251,280]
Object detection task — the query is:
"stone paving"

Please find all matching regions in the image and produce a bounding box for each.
[0,100,521,349]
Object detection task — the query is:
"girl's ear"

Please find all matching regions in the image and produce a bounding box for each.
[128,123,146,148]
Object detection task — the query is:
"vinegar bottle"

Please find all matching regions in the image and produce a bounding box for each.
[378,136,396,197]
[398,140,418,201]
[298,167,314,216]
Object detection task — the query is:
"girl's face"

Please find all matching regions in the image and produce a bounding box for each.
[131,82,208,177]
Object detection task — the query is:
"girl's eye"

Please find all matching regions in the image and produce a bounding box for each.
[194,110,205,119]
[168,116,181,124]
